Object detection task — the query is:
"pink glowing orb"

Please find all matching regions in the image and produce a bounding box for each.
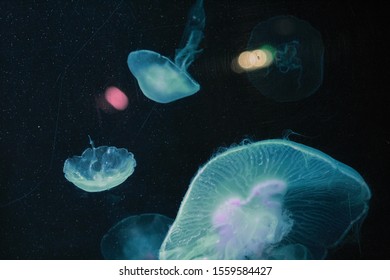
[104,86,128,111]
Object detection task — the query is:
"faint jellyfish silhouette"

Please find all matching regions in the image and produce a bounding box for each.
[159,139,371,260]
[127,0,205,103]
[247,15,324,102]
[101,214,173,260]
[63,136,136,192]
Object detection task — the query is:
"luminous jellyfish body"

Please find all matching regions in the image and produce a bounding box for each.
[101,214,173,260]
[63,137,136,192]
[127,0,205,103]
[247,15,324,102]
[159,139,371,260]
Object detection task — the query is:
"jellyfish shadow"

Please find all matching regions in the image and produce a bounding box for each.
[247,15,324,102]
[101,214,173,260]
[159,139,371,260]
[127,0,205,103]
[63,136,136,192]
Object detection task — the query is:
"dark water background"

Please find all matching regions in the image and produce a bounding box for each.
[0,0,388,259]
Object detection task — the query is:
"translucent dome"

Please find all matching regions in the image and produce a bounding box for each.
[160,139,371,259]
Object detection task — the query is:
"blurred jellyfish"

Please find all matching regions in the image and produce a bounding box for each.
[127,0,205,103]
[159,139,371,260]
[63,136,136,192]
[247,15,324,102]
[101,214,173,260]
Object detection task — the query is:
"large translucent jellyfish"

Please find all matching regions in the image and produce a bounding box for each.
[63,136,136,192]
[127,0,205,103]
[159,139,371,260]
[247,16,324,102]
[101,214,173,260]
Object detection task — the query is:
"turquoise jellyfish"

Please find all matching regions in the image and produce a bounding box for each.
[159,139,371,259]
[127,0,205,103]
[101,214,173,260]
[63,136,136,192]
[247,16,324,102]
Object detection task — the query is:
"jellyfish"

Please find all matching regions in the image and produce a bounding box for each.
[159,139,371,260]
[247,15,324,102]
[63,136,136,192]
[127,0,205,103]
[101,214,173,260]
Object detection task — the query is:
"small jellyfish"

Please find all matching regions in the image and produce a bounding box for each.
[101,214,173,260]
[127,0,205,103]
[63,136,136,192]
[159,139,371,260]
[247,15,324,102]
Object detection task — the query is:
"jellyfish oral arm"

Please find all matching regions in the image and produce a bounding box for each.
[212,179,293,259]
[275,41,302,73]
[180,0,205,45]
[175,0,205,70]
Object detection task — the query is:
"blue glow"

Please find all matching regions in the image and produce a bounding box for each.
[63,136,136,192]
[127,0,205,103]
[247,15,324,102]
[101,214,173,260]
[159,139,371,260]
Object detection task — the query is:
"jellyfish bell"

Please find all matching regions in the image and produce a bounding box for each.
[101,214,173,260]
[63,136,136,192]
[127,50,200,103]
[127,0,205,103]
[159,139,371,260]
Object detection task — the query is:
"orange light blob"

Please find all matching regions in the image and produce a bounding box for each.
[238,51,254,69]
[251,49,272,68]
[233,48,274,73]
